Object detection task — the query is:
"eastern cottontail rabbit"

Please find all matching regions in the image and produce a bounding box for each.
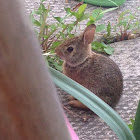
[55,24,123,109]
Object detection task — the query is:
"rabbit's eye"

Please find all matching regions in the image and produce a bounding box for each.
[67,47,73,53]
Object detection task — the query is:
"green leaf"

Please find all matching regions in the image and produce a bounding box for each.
[59,32,66,39]
[92,41,104,52]
[135,21,140,29]
[71,11,79,18]
[100,7,118,14]
[49,24,57,31]
[61,23,67,29]
[127,24,135,30]
[78,4,87,15]
[87,15,95,26]
[107,22,111,36]
[125,14,135,22]
[68,34,75,38]
[103,45,114,55]
[38,3,47,12]
[117,21,128,28]
[79,13,90,21]
[64,8,71,15]
[89,16,95,21]
[133,100,140,140]
[128,119,135,131]
[64,8,73,19]
[41,0,46,2]
[43,35,48,39]
[54,63,63,71]
[96,24,106,32]
[119,10,130,22]
[49,67,136,140]
[31,10,43,16]
[52,41,61,48]
[47,56,63,72]
[128,124,133,131]
[30,15,41,26]
[107,0,118,6]
[129,14,135,20]
[92,9,104,21]
[87,20,95,26]
[92,42,114,55]
[54,17,64,23]
[67,24,74,34]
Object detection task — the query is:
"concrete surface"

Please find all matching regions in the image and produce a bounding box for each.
[24,0,140,139]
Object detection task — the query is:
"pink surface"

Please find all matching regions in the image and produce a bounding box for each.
[65,116,79,140]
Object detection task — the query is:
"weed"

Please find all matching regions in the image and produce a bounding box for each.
[128,119,135,131]
[103,7,140,44]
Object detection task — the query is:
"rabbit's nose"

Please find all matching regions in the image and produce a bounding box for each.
[55,47,59,54]
[55,47,62,57]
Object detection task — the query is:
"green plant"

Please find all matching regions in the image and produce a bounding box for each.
[127,100,140,140]
[30,1,116,70]
[128,119,135,131]
[115,9,139,39]
[133,100,140,139]
[92,41,114,55]
[103,7,140,43]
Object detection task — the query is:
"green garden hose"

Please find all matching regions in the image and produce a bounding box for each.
[78,0,126,7]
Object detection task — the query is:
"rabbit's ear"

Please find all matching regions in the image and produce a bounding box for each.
[82,24,96,45]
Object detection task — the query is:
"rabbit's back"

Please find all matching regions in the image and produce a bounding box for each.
[63,53,123,108]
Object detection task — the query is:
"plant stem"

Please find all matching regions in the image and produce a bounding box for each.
[41,27,57,47]
[39,4,50,41]
[55,24,69,42]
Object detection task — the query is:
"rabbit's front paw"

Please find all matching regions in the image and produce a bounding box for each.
[68,96,76,101]
[68,100,89,110]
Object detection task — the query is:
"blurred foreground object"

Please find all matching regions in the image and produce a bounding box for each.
[0,0,72,140]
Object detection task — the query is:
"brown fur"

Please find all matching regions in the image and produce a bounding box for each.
[55,24,123,109]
